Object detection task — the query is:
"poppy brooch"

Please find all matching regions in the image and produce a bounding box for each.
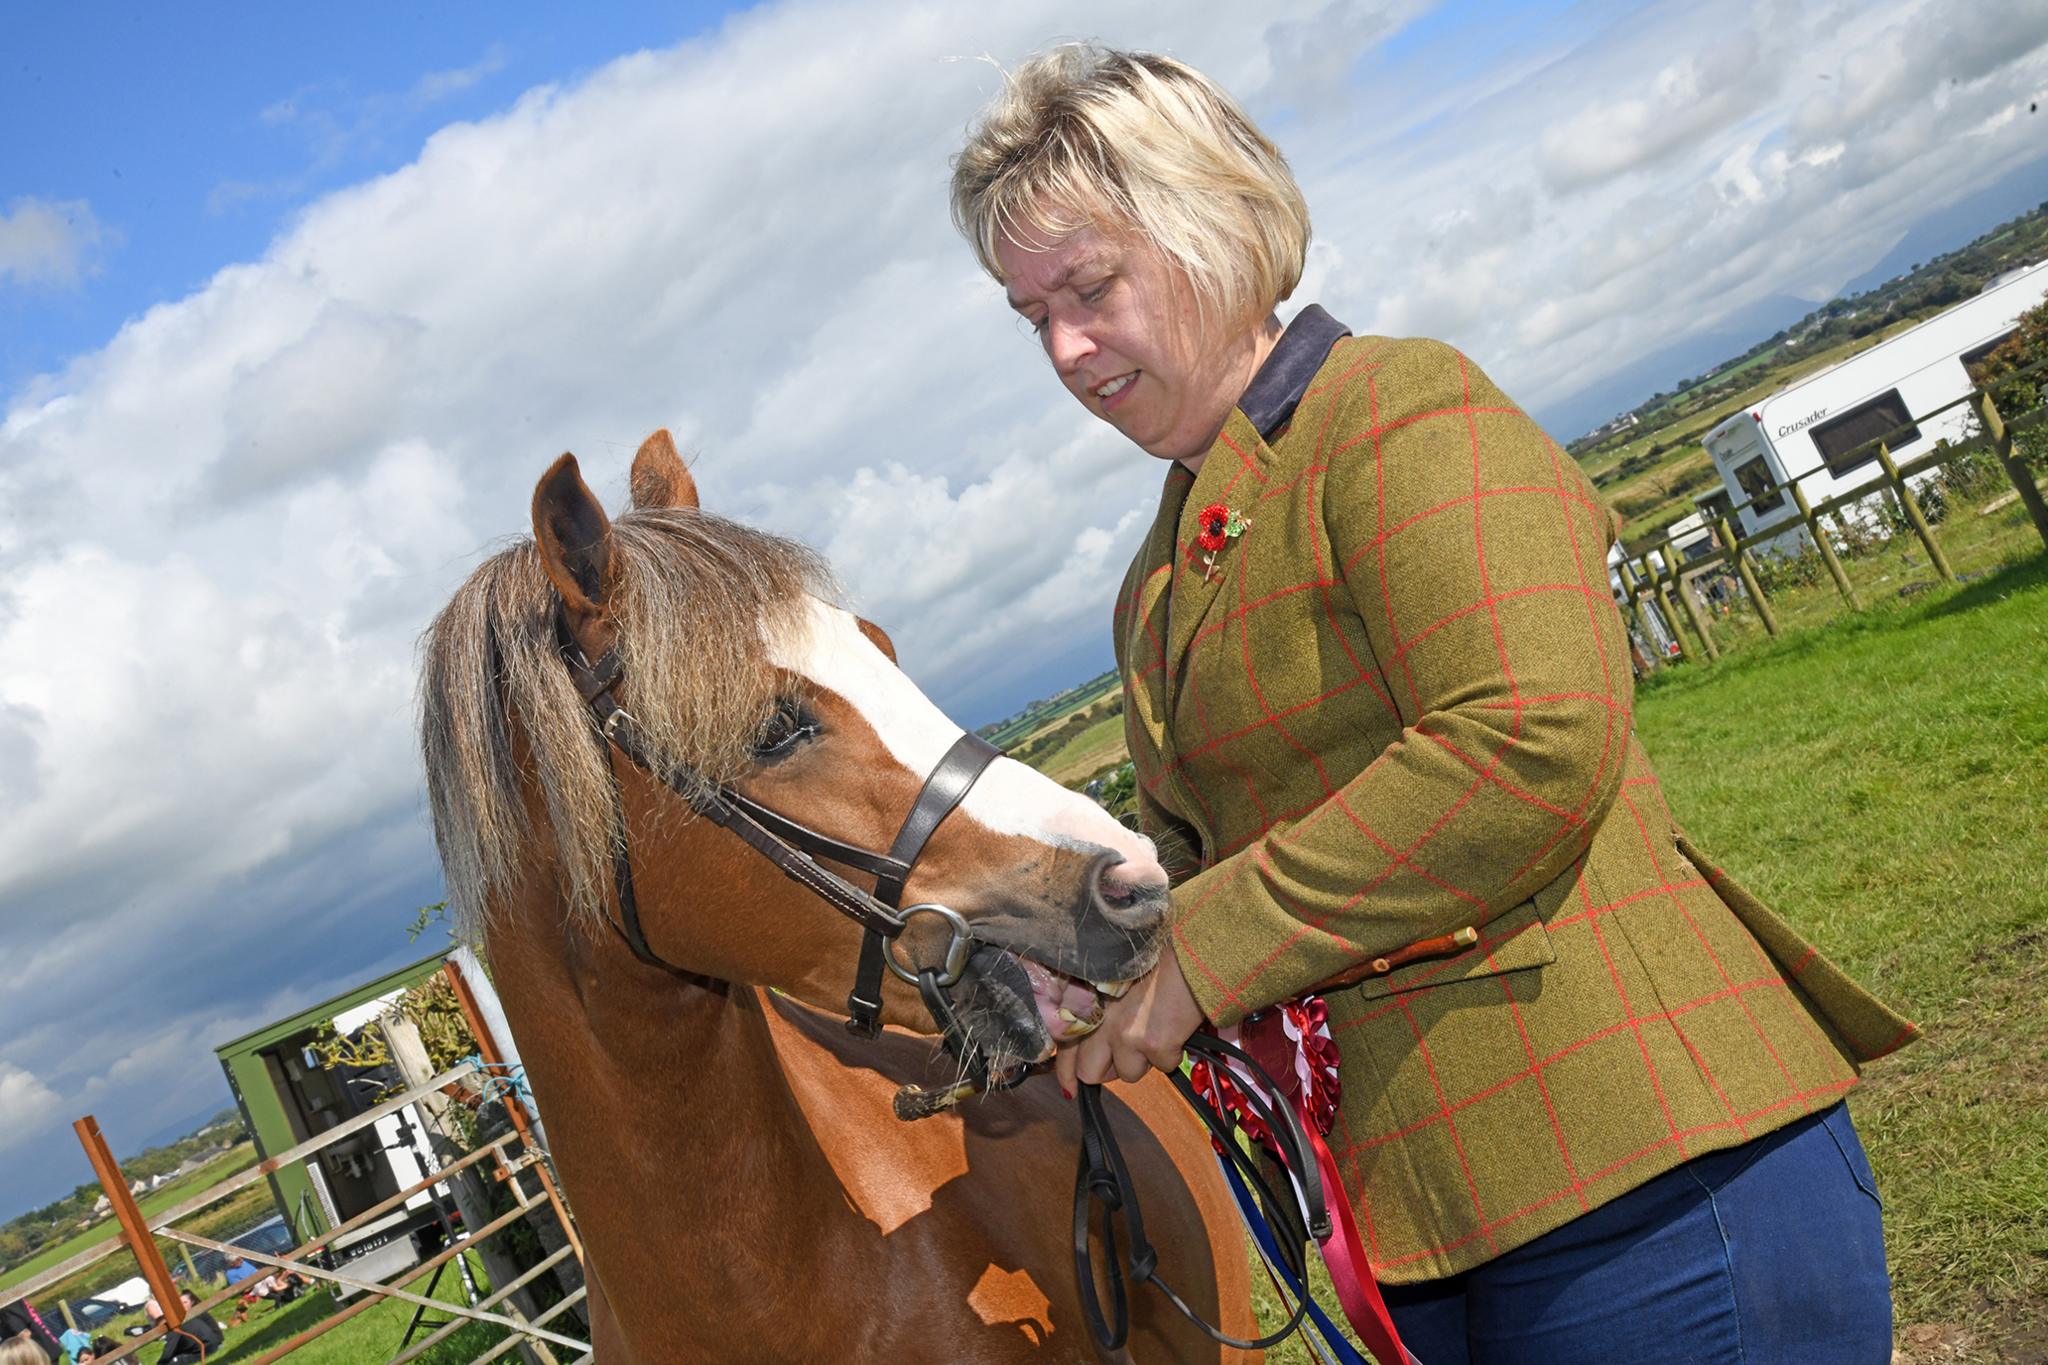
[1194,501,1250,581]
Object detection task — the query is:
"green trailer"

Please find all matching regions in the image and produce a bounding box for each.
[213,950,457,1283]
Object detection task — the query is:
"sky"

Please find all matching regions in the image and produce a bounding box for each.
[2,0,2046,1220]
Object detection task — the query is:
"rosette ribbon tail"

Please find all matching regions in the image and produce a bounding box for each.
[1305,1119,1418,1364]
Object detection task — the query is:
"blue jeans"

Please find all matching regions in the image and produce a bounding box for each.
[1380,1104,1893,1364]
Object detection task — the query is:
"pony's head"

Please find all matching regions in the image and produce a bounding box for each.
[420,431,1170,1076]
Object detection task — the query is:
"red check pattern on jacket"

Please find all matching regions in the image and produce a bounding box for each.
[1113,335,1916,1282]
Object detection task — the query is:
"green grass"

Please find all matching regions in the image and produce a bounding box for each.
[0,1143,262,1294]
[77,1253,525,1365]
[1635,553,2048,1357]
[1039,709,1129,786]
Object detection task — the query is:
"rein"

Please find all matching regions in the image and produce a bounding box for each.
[1072,1032,1328,1353]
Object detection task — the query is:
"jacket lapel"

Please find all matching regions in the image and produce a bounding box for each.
[1162,411,1269,707]
[1122,466,1188,768]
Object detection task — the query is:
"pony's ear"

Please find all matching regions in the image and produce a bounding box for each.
[630,428,698,510]
[532,453,614,615]
[856,617,897,664]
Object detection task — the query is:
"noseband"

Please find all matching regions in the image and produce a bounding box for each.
[557,618,998,1038]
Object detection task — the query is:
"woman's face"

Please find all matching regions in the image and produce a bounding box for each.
[998,221,1264,467]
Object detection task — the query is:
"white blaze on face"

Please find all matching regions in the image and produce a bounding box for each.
[768,599,1160,872]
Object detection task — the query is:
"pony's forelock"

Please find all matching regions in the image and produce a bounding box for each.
[419,506,833,942]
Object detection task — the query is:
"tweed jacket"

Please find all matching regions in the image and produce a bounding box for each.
[1113,317,1917,1283]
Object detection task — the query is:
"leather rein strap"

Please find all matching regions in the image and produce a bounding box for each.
[1074,1032,1328,1353]
[558,622,999,1030]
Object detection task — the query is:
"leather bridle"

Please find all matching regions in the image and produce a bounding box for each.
[557,617,1000,1037]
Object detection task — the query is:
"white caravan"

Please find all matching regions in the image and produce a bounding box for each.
[1701,260,2048,551]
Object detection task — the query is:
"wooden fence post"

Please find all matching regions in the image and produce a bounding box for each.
[1674,568,1721,661]
[1715,516,1778,637]
[1643,558,1703,663]
[1972,390,2048,551]
[73,1116,186,1329]
[1873,441,1955,583]
[1615,561,1662,665]
[1792,484,1861,610]
[1639,559,1683,663]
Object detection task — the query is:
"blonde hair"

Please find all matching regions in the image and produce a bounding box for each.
[951,45,1310,329]
[0,1339,51,1365]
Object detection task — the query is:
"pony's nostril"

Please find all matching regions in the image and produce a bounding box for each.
[1090,854,1167,920]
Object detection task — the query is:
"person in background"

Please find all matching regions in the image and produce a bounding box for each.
[221,1254,265,1325]
[154,1294,221,1365]
[253,1268,308,1304]
[69,1337,116,1365]
[951,43,1915,1364]
[0,1301,59,1362]
[54,1328,90,1365]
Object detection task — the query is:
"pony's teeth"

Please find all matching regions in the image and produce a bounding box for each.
[1091,978,1133,998]
[1057,1007,1103,1038]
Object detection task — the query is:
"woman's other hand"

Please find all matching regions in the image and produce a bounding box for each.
[1054,945,1207,1090]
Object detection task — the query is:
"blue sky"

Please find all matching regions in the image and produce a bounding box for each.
[2,0,2045,1224]
[1,4,740,391]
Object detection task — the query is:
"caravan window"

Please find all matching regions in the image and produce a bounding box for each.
[1732,457,1784,514]
[1961,330,2019,382]
[1809,389,1920,477]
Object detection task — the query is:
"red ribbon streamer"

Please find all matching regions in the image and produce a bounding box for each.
[1202,998,1415,1365]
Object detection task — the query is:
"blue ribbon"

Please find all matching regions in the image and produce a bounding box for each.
[1215,1151,1380,1365]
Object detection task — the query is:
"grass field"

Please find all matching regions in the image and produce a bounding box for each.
[1637,551,2048,1363]
[0,1142,262,1295]
[1038,709,1128,786]
[1029,548,2047,1361]
[74,1252,521,1365]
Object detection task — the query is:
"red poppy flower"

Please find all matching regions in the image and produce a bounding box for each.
[1196,502,1232,553]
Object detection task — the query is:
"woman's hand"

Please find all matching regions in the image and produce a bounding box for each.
[1053,945,1207,1091]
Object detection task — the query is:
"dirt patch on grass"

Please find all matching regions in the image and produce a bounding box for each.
[1897,1288,2048,1364]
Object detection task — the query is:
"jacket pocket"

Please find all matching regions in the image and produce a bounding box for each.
[1350,898,1556,1001]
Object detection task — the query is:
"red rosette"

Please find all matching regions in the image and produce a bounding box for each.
[1196,501,1231,552]
[1189,1056,1277,1157]
[1284,996,1343,1137]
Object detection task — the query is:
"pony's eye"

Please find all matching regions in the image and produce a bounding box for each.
[751,700,818,761]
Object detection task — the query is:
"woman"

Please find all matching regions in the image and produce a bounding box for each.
[950,45,1915,1364]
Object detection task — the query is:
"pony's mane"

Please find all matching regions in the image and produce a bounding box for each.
[419,506,833,940]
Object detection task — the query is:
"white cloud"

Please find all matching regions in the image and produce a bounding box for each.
[0,1064,60,1150]
[3,0,2048,1210]
[0,197,111,289]
[1539,31,1766,191]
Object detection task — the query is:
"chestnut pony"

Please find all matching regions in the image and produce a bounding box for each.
[418,432,1253,1361]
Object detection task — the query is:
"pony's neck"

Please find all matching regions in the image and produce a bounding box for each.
[486,897,862,1318]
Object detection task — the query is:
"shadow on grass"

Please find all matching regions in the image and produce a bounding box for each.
[209,1289,340,1363]
[1912,551,2048,622]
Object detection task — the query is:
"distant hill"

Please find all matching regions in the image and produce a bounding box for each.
[0,1107,246,1272]
[1569,198,2048,450]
